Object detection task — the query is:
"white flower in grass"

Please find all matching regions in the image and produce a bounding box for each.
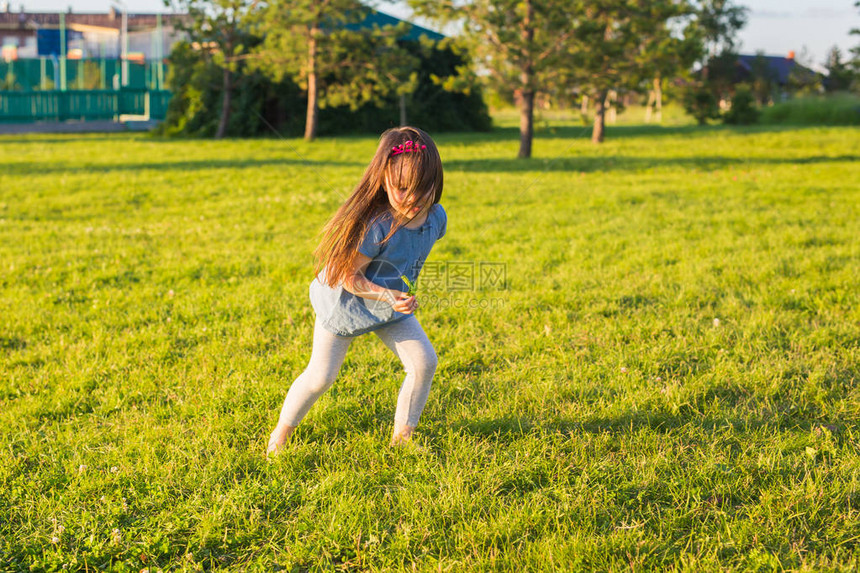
[110,466,118,473]
[78,464,87,473]
[111,528,121,544]
[620,367,628,374]
[713,318,721,327]
[57,525,65,534]
[51,536,60,544]
[655,376,662,382]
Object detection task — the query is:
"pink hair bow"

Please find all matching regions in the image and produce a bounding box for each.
[390,140,427,157]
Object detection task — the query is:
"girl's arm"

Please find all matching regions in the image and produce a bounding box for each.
[343,253,417,314]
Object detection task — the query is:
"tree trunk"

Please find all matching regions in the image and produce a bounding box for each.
[215,66,231,139]
[654,76,663,123]
[517,0,535,159]
[607,90,617,124]
[399,93,407,126]
[518,90,534,158]
[304,24,319,141]
[580,94,589,125]
[645,87,655,123]
[592,90,607,144]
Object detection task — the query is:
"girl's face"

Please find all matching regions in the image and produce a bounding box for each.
[384,173,430,220]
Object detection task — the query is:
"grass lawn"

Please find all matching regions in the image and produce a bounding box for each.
[1,116,858,571]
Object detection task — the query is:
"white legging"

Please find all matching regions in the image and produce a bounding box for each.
[276,315,438,428]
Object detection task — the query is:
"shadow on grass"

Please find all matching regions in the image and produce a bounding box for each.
[440,122,831,144]
[444,153,857,174]
[1,157,363,176]
[450,410,854,440]
[0,135,137,145]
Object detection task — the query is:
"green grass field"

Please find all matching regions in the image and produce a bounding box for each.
[1,116,859,571]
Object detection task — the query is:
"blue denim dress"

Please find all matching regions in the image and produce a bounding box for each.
[309,203,447,337]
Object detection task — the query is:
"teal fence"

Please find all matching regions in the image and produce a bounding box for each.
[1,58,167,91]
[0,90,172,123]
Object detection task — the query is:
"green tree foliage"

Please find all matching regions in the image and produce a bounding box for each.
[695,0,747,101]
[561,0,701,143]
[723,83,758,124]
[787,49,823,96]
[749,52,778,104]
[410,0,574,158]
[637,1,704,123]
[249,0,432,141]
[164,0,257,138]
[158,0,488,138]
[158,37,490,138]
[844,3,860,92]
[852,2,860,70]
[156,39,304,138]
[400,39,492,132]
[250,0,364,141]
[823,47,854,93]
[695,0,747,58]
[681,83,720,124]
[679,0,747,124]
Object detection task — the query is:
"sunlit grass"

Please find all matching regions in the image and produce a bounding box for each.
[1,121,858,571]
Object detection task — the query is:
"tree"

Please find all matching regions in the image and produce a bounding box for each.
[676,0,747,122]
[410,0,574,158]
[695,0,747,60]
[749,52,777,104]
[723,83,757,124]
[824,46,853,92]
[787,47,823,95]
[249,1,422,141]
[694,0,748,101]
[849,2,860,90]
[165,0,257,139]
[681,83,719,124]
[627,1,702,124]
[560,0,699,143]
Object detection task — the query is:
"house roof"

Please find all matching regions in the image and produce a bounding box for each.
[347,9,445,42]
[737,54,816,85]
[0,11,186,32]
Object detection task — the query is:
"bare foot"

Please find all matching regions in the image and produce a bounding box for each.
[266,424,296,458]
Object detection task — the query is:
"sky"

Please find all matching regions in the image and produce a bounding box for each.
[9,0,860,67]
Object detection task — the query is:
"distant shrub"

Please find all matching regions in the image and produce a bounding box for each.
[681,84,720,125]
[724,85,759,125]
[760,93,860,126]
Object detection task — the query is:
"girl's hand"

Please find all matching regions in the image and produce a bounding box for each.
[390,291,419,314]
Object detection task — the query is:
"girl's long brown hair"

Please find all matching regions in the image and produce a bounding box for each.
[314,126,444,287]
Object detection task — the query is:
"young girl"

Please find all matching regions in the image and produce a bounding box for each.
[267,126,447,456]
